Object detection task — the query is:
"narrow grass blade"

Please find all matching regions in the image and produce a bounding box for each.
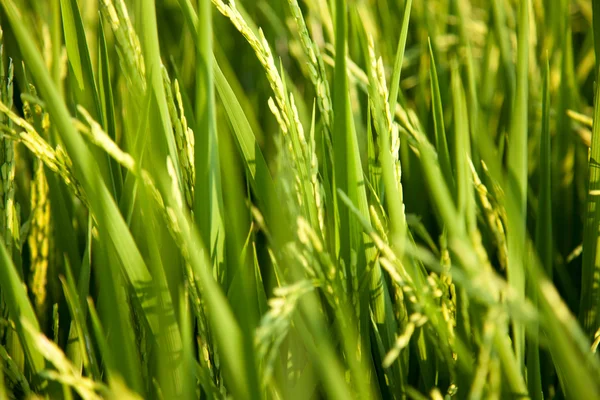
[59,0,115,194]
[451,65,475,232]
[388,0,411,116]
[97,17,123,197]
[453,0,481,167]
[332,2,378,396]
[527,60,552,400]
[594,0,600,75]
[60,258,101,380]
[0,240,44,374]
[58,0,100,109]
[536,58,553,283]
[220,127,261,398]
[429,40,454,196]
[580,60,600,336]
[139,0,182,180]
[506,0,529,371]
[195,0,226,284]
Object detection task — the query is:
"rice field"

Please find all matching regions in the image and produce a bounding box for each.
[0,0,599,398]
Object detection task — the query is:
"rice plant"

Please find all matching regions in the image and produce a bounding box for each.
[0,0,599,398]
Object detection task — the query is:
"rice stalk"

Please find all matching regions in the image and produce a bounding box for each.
[0,101,87,204]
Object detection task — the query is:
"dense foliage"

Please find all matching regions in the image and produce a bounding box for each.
[0,0,599,398]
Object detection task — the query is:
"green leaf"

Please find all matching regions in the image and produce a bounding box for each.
[59,0,93,95]
[580,48,600,337]
[505,0,530,371]
[528,59,552,400]
[428,40,454,196]
[194,0,226,284]
[0,240,44,375]
[388,0,412,117]
[97,17,123,197]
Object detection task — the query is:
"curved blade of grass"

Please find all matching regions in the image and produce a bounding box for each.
[214,60,271,186]
[59,0,99,107]
[214,42,264,146]
[60,258,101,380]
[0,239,44,374]
[85,297,116,388]
[535,254,600,399]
